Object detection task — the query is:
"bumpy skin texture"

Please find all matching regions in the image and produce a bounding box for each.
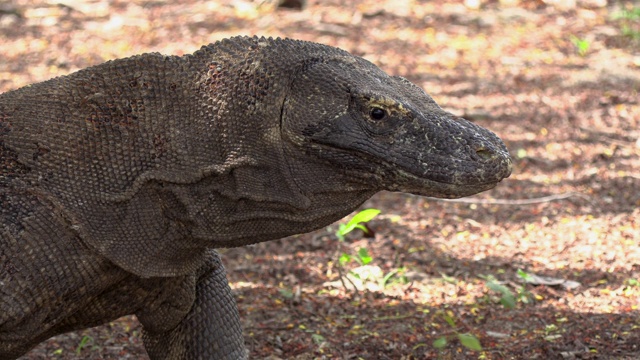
[0,36,511,359]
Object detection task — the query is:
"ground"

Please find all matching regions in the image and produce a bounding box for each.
[1,0,639,359]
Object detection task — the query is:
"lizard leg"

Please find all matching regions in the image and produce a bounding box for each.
[140,250,247,360]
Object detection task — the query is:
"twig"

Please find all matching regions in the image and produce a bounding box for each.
[429,192,582,205]
[332,245,360,297]
[335,261,360,296]
[450,307,475,333]
[579,126,639,148]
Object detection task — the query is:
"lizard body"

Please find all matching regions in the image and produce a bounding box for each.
[0,36,511,359]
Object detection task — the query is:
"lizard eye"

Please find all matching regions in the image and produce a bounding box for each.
[369,107,386,120]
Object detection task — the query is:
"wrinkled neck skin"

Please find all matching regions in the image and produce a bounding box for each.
[160,45,378,248]
[167,143,378,249]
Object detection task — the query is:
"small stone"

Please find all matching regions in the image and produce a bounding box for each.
[499,0,521,7]
[277,0,306,10]
[577,0,607,8]
[543,0,577,11]
[464,0,482,10]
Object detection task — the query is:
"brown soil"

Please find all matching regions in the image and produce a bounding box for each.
[2,0,639,359]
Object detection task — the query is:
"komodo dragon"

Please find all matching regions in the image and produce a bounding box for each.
[0,36,512,359]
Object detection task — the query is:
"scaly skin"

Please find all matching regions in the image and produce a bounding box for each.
[0,36,511,359]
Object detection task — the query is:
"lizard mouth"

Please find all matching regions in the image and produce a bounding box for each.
[381,151,512,199]
[307,139,512,199]
[388,167,506,199]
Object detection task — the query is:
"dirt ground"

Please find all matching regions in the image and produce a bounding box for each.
[2,0,639,359]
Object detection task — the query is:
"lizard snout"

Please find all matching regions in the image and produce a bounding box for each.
[471,141,513,180]
[449,116,512,180]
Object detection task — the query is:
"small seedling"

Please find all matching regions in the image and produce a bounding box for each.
[336,209,379,270]
[480,274,516,309]
[515,269,537,303]
[336,208,380,241]
[433,311,483,351]
[480,271,535,308]
[332,209,380,293]
[613,7,640,40]
[486,277,517,309]
[569,35,590,57]
[75,335,94,355]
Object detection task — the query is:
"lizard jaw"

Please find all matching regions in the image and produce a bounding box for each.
[387,169,504,199]
[386,152,512,199]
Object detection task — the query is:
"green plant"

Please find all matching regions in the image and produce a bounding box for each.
[624,278,639,296]
[336,208,379,270]
[332,209,380,293]
[380,268,402,288]
[481,275,517,309]
[612,7,640,40]
[480,270,534,309]
[75,335,94,355]
[569,35,590,57]
[433,311,483,352]
[339,247,373,266]
[331,209,411,292]
[336,208,380,241]
[515,269,536,304]
[332,208,406,292]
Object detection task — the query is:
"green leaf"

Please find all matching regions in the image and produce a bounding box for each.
[337,209,380,237]
[433,336,448,349]
[443,312,456,327]
[337,224,356,237]
[569,35,590,56]
[354,224,368,233]
[486,280,507,293]
[278,288,294,299]
[486,280,516,309]
[500,292,517,309]
[75,335,94,355]
[381,269,399,287]
[339,253,352,265]
[347,208,380,225]
[613,8,640,20]
[441,273,458,284]
[357,248,373,265]
[516,269,533,282]
[458,333,482,351]
[311,333,325,344]
[517,288,531,304]
[336,224,348,240]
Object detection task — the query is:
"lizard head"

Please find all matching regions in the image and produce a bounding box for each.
[280,56,512,199]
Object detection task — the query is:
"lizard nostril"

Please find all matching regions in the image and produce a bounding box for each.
[475,147,493,160]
